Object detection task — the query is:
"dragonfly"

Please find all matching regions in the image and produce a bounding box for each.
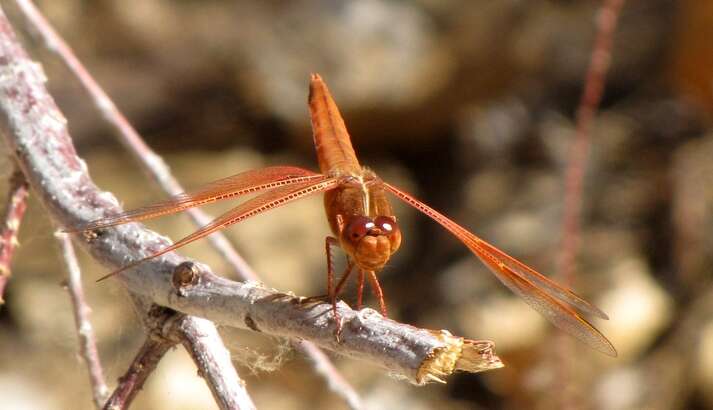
[70,74,616,357]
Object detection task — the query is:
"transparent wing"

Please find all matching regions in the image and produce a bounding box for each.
[384,182,616,357]
[67,166,322,232]
[96,176,339,281]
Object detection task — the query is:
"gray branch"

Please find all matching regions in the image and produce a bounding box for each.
[172,315,257,410]
[57,232,109,409]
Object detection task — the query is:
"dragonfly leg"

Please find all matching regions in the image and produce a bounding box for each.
[367,271,388,317]
[356,270,365,310]
[331,259,354,341]
[325,236,339,302]
[326,236,356,340]
[333,259,355,297]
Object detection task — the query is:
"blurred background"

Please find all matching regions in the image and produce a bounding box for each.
[0,0,712,409]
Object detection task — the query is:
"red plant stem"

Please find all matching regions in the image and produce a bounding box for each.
[0,169,29,304]
[557,0,626,284]
[57,233,109,409]
[102,336,173,410]
[555,1,625,409]
[13,0,360,406]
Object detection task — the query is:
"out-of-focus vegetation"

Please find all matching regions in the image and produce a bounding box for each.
[1,1,712,409]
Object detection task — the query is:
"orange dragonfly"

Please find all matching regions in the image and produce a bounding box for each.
[70,74,616,357]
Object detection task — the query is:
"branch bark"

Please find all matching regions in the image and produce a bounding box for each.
[0,0,501,395]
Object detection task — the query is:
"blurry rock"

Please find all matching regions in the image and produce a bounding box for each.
[437,258,493,308]
[235,0,453,123]
[538,109,634,168]
[598,258,673,359]
[10,276,76,347]
[459,295,546,353]
[582,227,641,276]
[462,169,516,221]
[696,320,713,408]
[463,168,560,256]
[138,348,216,410]
[457,97,532,159]
[362,378,465,410]
[595,366,646,410]
[0,375,55,410]
[671,135,713,285]
[539,110,573,167]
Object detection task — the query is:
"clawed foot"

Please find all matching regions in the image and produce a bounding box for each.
[333,311,344,342]
[299,294,345,342]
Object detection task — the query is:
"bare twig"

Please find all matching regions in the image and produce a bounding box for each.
[56,232,109,409]
[557,0,626,284]
[297,340,362,409]
[103,334,173,410]
[111,302,370,410]
[0,0,501,387]
[173,316,257,410]
[12,2,362,406]
[555,0,625,408]
[104,309,255,410]
[0,169,29,303]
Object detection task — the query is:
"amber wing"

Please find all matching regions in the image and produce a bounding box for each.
[384,182,616,357]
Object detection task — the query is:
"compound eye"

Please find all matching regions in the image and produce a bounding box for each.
[373,216,398,235]
[344,216,374,242]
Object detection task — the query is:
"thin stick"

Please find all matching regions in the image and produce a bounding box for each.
[0,169,29,304]
[12,2,360,405]
[297,340,362,409]
[555,1,625,408]
[104,314,256,410]
[103,336,173,410]
[174,316,257,410]
[557,0,626,284]
[57,232,109,409]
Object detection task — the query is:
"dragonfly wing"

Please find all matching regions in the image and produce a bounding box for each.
[68,166,322,232]
[384,182,616,356]
[97,176,339,281]
[474,238,608,319]
[474,249,617,356]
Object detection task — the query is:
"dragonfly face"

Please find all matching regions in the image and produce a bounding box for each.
[340,215,401,271]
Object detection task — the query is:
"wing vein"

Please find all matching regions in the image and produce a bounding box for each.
[95,176,339,281]
[67,166,321,232]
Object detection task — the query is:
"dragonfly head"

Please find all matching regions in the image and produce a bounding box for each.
[341,215,401,271]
